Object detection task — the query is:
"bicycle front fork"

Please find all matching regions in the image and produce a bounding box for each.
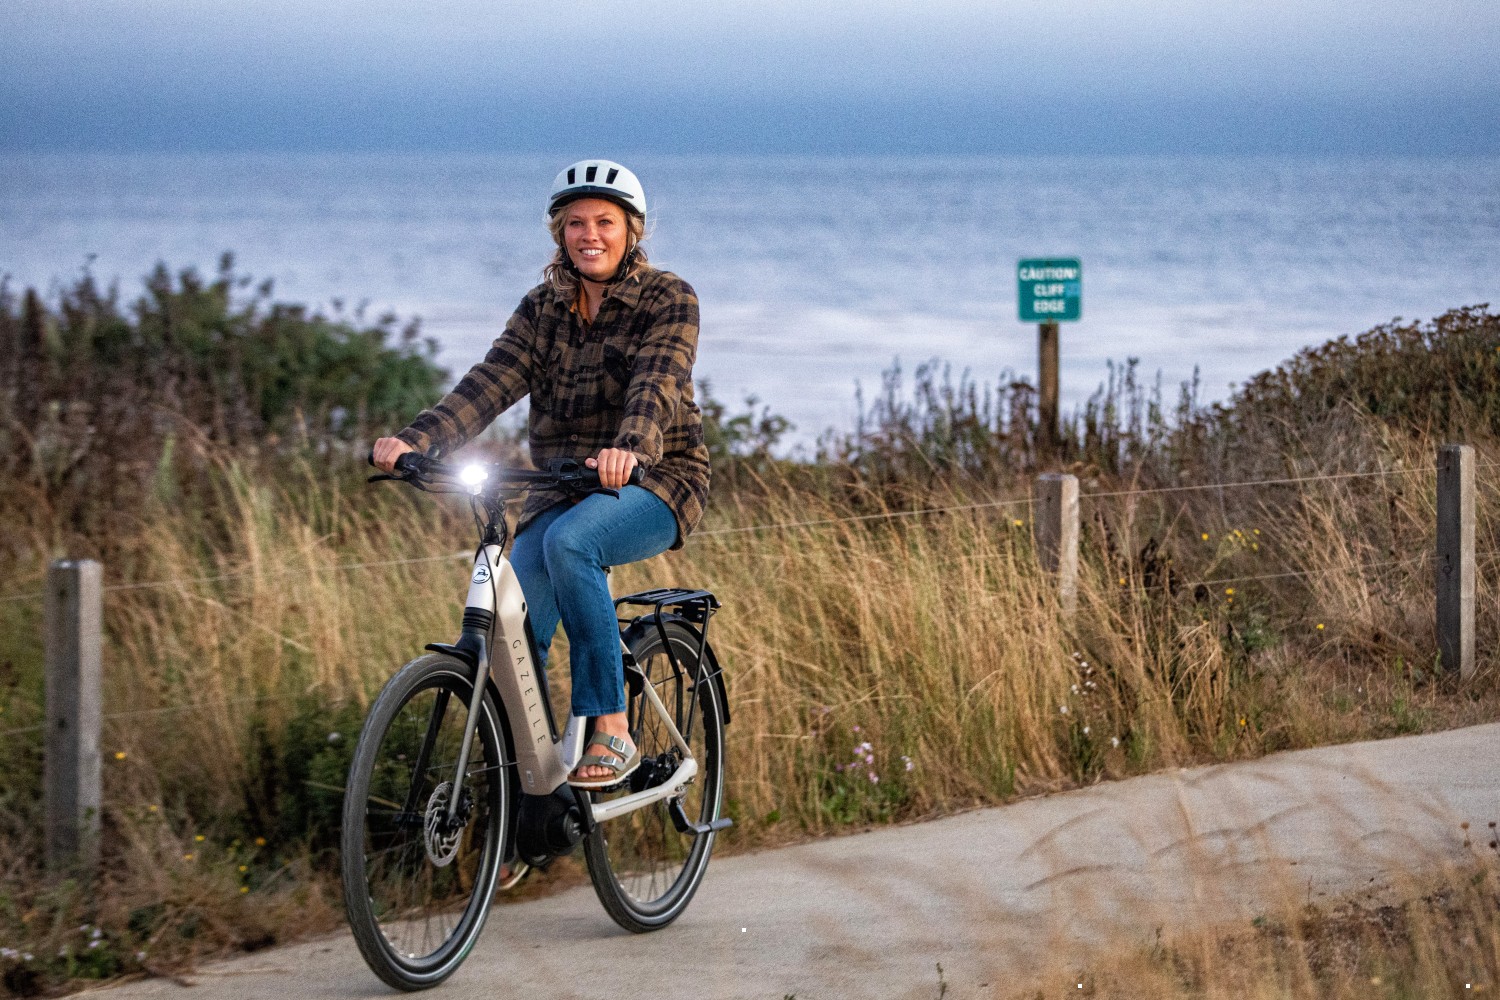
[424,607,496,825]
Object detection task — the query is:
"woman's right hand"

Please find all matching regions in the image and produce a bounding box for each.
[372,436,416,473]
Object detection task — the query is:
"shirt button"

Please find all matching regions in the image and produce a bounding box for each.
[569,434,579,442]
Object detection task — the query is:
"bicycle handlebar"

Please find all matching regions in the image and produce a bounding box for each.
[366,449,642,497]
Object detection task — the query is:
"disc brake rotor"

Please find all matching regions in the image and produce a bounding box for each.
[423,782,464,867]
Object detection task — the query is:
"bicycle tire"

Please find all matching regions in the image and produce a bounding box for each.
[583,620,725,932]
[341,653,513,991]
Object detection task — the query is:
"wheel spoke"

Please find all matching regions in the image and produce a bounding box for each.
[342,659,510,990]
[584,624,724,930]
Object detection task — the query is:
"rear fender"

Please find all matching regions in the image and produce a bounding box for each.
[621,614,730,726]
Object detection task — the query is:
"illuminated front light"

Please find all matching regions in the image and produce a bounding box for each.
[459,464,490,487]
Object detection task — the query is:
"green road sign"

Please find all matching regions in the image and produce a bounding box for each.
[1018,258,1082,322]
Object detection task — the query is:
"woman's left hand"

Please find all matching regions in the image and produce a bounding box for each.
[587,447,639,489]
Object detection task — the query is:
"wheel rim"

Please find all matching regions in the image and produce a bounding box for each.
[358,674,504,969]
[594,636,721,914]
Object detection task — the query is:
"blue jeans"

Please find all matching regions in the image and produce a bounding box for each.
[510,487,678,717]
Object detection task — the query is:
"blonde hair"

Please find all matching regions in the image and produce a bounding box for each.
[542,203,649,297]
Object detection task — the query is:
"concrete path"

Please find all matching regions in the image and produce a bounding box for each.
[101,723,1500,1000]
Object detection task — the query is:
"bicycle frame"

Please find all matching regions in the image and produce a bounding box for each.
[446,543,698,825]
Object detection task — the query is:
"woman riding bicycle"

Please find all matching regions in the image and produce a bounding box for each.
[372,159,709,789]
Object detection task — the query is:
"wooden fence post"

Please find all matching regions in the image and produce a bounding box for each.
[1035,473,1079,615]
[44,559,103,876]
[1436,445,1475,680]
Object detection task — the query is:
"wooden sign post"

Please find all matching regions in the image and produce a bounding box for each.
[1018,258,1082,460]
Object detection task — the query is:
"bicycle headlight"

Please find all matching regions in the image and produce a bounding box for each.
[459,464,490,488]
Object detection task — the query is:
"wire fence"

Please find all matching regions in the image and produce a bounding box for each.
[1149,553,1433,596]
[0,460,1483,604]
[946,548,1440,594]
[1078,466,1429,501]
[697,463,1450,538]
[0,692,313,740]
[696,494,1036,537]
[0,551,474,608]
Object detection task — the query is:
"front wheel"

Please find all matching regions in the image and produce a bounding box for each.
[341,653,513,991]
[583,620,726,932]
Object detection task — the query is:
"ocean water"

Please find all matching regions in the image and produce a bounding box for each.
[3,152,1498,447]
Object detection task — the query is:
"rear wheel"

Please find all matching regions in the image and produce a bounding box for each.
[583,620,726,931]
[341,654,512,991]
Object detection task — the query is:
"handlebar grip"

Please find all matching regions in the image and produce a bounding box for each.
[368,447,426,474]
[595,465,644,489]
[577,464,643,490]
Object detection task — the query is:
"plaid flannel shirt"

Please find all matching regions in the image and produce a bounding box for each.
[396,266,710,548]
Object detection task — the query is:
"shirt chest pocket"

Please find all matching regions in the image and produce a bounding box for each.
[538,338,632,421]
[601,341,636,406]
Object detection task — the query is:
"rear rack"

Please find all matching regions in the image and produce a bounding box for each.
[614,587,719,622]
[614,587,721,697]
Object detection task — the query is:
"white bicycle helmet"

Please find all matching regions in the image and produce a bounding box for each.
[547,159,647,220]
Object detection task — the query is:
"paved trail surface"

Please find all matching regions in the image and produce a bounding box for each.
[102,723,1500,999]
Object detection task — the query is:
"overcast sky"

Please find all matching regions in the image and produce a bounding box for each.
[3,0,1498,155]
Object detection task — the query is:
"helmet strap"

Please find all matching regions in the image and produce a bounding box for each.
[613,244,639,282]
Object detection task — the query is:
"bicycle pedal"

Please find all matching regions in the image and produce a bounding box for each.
[669,797,735,835]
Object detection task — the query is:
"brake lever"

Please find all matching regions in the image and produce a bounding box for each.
[555,469,620,500]
[367,473,403,484]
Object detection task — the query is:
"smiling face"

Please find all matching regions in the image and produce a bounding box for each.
[561,198,629,283]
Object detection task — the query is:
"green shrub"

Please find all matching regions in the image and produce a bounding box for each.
[0,255,448,537]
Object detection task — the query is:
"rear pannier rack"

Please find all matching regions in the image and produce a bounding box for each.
[615,588,721,699]
[614,588,719,623]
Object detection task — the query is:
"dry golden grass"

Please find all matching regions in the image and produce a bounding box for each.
[0,431,1496,994]
[1014,852,1500,999]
